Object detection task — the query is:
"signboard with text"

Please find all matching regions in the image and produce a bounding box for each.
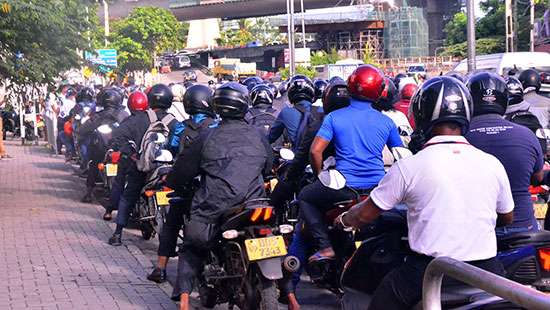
[85,49,117,68]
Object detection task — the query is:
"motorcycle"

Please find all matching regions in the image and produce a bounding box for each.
[97,149,121,192]
[133,133,174,240]
[1,110,18,140]
[340,210,550,309]
[197,198,297,310]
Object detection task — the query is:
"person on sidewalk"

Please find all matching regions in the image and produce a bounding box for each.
[0,89,12,160]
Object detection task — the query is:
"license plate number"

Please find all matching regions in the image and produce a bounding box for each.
[106,164,118,177]
[245,236,287,261]
[155,191,173,206]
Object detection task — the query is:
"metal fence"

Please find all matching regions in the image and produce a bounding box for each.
[423,257,550,310]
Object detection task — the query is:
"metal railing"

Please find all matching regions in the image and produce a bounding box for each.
[423,257,550,310]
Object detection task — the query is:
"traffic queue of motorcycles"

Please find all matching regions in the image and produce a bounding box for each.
[52,68,550,310]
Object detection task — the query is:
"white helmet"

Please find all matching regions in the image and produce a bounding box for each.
[170,83,186,103]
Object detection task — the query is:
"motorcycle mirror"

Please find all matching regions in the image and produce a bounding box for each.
[391,147,413,161]
[154,149,173,163]
[280,148,295,161]
[154,133,167,144]
[81,116,90,124]
[318,169,346,190]
[97,124,113,135]
[536,128,550,140]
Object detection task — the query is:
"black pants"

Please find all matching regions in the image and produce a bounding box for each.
[85,145,105,190]
[298,180,358,250]
[106,157,130,212]
[270,178,296,214]
[172,220,217,299]
[368,254,505,310]
[158,198,190,257]
[115,162,146,227]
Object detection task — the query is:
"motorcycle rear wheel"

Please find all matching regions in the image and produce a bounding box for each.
[242,269,278,310]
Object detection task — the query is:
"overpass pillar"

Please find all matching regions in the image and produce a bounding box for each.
[186,19,221,50]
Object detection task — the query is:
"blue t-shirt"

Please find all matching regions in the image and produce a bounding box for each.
[268,100,312,145]
[316,99,403,189]
[466,114,544,229]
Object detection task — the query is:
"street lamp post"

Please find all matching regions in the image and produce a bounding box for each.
[466,0,476,72]
[300,0,306,48]
[103,0,109,46]
[286,0,296,76]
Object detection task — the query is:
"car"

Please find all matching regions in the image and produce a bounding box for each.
[406,63,427,77]
[172,55,191,69]
[183,70,197,82]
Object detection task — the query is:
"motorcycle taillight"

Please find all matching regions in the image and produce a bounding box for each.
[250,207,273,223]
[538,248,550,271]
[111,151,121,164]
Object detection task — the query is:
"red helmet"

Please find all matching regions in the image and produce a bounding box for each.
[400,83,418,100]
[128,91,148,112]
[347,65,385,102]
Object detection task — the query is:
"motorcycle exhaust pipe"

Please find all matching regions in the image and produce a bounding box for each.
[283,256,300,273]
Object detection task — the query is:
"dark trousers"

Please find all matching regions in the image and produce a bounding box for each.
[172,220,217,299]
[57,131,75,156]
[368,254,505,310]
[298,180,357,250]
[270,178,296,216]
[158,198,190,257]
[85,145,105,190]
[115,162,146,227]
[106,158,130,212]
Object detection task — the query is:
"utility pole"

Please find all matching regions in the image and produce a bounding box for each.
[103,0,109,46]
[530,0,535,52]
[300,0,306,48]
[286,0,296,76]
[466,0,476,72]
[505,0,515,52]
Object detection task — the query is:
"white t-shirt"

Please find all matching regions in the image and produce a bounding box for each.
[370,135,514,261]
[59,97,76,119]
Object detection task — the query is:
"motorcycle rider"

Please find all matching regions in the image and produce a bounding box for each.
[78,88,130,203]
[168,83,189,122]
[72,87,96,171]
[242,76,263,92]
[147,84,219,283]
[312,79,328,107]
[245,83,278,136]
[55,87,77,159]
[465,72,544,237]
[107,84,180,246]
[268,75,316,149]
[300,65,402,262]
[394,82,417,128]
[518,69,550,129]
[336,76,514,310]
[166,82,272,310]
[102,90,148,221]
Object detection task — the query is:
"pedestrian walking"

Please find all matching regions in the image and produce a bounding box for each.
[0,89,12,160]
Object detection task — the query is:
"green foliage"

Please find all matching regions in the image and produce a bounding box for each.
[311,49,341,66]
[476,0,505,39]
[108,7,184,72]
[218,18,282,48]
[363,48,379,65]
[444,11,467,45]
[279,66,317,80]
[0,0,97,87]
[440,37,505,57]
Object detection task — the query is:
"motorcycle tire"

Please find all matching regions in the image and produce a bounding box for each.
[242,270,278,310]
[141,222,155,240]
[198,283,217,308]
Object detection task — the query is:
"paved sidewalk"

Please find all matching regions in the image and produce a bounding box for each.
[0,140,177,310]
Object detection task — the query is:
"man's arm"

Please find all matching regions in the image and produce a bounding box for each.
[386,122,404,148]
[497,212,514,227]
[261,136,274,176]
[530,132,545,186]
[310,137,329,176]
[495,161,515,227]
[267,111,286,144]
[341,198,385,228]
[286,120,321,181]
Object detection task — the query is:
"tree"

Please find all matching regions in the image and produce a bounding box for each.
[108,7,184,72]
[440,37,505,57]
[279,66,316,80]
[311,49,341,66]
[0,0,97,89]
[218,18,283,48]
[444,11,467,45]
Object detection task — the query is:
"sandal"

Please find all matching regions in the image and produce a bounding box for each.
[308,251,336,263]
[103,212,112,221]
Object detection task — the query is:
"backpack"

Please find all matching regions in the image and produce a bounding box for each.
[246,107,278,136]
[506,110,547,153]
[178,117,215,154]
[136,109,175,172]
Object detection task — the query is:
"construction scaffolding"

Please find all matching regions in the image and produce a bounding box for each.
[383,6,429,58]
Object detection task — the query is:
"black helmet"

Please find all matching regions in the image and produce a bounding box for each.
[242,77,263,92]
[250,84,274,107]
[393,73,407,89]
[411,76,473,136]
[76,87,95,103]
[518,69,541,92]
[466,72,508,116]
[445,71,465,83]
[278,80,289,95]
[373,77,399,112]
[213,82,249,119]
[96,87,123,108]
[313,79,329,101]
[183,84,215,116]
[287,75,315,104]
[147,84,173,109]
[506,76,524,106]
[267,83,279,98]
[322,79,350,114]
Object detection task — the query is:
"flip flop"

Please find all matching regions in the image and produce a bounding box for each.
[103,212,112,221]
[308,251,336,263]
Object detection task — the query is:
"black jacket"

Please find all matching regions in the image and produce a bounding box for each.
[76,106,129,138]
[166,119,273,223]
[110,109,178,156]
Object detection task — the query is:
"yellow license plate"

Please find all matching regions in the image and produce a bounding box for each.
[245,236,287,261]
[534,203,548,219]
[155,190,174,206]
[106,164,118,177]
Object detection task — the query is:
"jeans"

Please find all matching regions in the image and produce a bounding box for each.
[57,131,75,156]
[368,254,504,310]
[496,218,539,239]
[298,180,359,250]
[158,197,190,257]
[107,158,129,212]
[115,162,146,227]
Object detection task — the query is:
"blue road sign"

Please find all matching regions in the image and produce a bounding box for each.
[85,49,117,68]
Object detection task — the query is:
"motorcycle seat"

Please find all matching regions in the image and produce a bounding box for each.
[498,230,550,250]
